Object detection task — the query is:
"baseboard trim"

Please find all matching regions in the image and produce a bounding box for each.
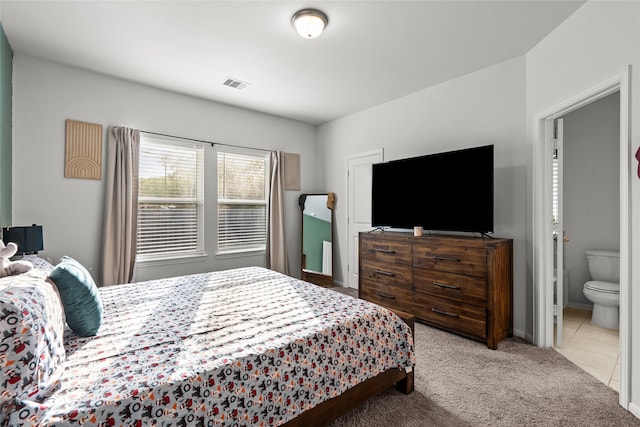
[566,302,593,311]
[628,402,640,419]
[513,328,533,344]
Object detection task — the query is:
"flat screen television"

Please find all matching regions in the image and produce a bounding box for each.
[371,144,494,233]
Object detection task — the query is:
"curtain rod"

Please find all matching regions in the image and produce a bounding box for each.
[140,130,273,153]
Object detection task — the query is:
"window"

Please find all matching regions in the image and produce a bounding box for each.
[137,134,204,261]
[217,147,270,254]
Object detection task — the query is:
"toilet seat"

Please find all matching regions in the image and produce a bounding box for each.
[584,280,619,294]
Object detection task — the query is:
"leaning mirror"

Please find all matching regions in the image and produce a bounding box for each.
[299,193,335,287]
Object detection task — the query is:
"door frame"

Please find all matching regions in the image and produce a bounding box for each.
[532,66,630,408]
[554,117,565,348]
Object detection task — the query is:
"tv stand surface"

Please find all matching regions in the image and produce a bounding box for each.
[358,231,513,349]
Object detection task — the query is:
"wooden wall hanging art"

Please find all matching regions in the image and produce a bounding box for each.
[284,152,301,191]
[65,119,103,180]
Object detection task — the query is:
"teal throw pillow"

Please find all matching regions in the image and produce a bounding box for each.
[48,256,103,337]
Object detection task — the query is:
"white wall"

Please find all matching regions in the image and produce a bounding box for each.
[11,55,317,283]
[318,57,528,337]
[562,92,620,308]
[10,3,640,409]
[525,0,640,411]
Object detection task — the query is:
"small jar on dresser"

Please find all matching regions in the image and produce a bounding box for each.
[359,231,513,350]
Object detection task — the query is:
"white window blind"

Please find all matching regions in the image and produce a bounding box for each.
[217,148,269,253]
[137,134,204,260]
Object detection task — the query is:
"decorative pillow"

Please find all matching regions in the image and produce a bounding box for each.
[48,256,103,337]
[0,271,66,421]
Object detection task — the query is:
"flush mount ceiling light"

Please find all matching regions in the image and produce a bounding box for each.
[292,9,328,39]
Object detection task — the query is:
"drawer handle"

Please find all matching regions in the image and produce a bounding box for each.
[432,282,460,290]
[376,292,396,300]
[375,248,396,254]
[432,255,461,262]
[431,307,460,318]
[375,269,396,277]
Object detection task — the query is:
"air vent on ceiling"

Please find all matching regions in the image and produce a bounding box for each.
[223,77,250,90]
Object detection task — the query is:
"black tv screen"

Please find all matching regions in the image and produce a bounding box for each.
[371,144,494,233]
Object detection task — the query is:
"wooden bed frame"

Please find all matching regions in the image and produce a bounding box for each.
[285,367,414,426]
[285,310,416,426]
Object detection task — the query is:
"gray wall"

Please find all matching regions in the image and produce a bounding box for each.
[0,23,11,227]
[562,92,620,308]
[525,0,640,407]
[11,55,317,284]
[318,57,528,337]
[8,0,640,353]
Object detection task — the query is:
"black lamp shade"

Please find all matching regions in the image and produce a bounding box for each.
[2,225,44,255]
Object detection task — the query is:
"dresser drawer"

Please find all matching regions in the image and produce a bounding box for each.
[413,243,486,277]
[413,269,486,305]
[360,280,413,312]
[358,232,512,349]
[413,294,486,339]
[360,258,412,289]
[360,236,412,265]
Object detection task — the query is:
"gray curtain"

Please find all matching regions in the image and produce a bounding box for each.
[101,127,140,286]
[266,151,289,275]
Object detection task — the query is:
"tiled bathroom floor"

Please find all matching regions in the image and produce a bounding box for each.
[554,307,620,392]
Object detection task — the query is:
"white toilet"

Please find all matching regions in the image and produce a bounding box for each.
[583,250,620,330]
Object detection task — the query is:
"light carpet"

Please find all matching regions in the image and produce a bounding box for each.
[329,322,639,426]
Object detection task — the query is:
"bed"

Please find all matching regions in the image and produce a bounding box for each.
[1,257,414,426]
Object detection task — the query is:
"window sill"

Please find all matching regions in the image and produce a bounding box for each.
[215,248,266,260]
[136,252,208,268]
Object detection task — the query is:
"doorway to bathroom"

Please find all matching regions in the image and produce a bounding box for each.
[551,91,621,391]
[533,66,631,407]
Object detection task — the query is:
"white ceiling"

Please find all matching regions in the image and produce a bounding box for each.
[0,1,585,125]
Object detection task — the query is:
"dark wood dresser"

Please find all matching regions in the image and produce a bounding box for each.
[359,231,512,349]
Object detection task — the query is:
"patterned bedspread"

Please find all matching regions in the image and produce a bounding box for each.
[11,266,414,426]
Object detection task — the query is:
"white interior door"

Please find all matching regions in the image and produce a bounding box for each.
[554,118,565,348]
[346,150,383,289]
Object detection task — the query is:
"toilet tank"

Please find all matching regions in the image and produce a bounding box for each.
[585,250,620,282]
